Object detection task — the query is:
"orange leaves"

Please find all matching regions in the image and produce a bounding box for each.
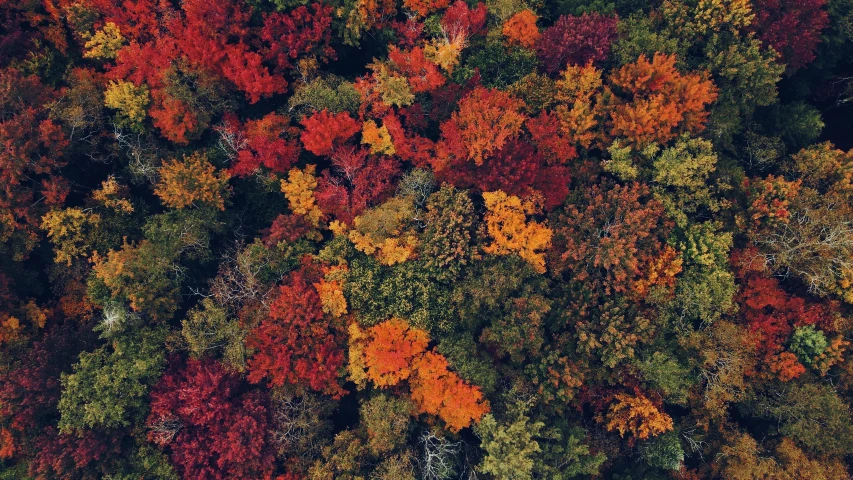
[408,350,490,432]
[602,393,673,440]
[632,245,683,298]
[482,191,552,273]
[608,53,718,148]
[502,10,540,49]
[362,318,429,387]
[154,152,230,210]
[349,318,490,432]
[438,87,526,167]
[403,0,450,17]
[767,351,806,381]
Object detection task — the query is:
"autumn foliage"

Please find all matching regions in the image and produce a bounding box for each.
[2,0,853,477]
[246,262,347,398]
[350,319,489,432]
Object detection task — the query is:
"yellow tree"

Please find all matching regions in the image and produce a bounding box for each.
[281,165,323,226]
[154,152,230,210]
[482,190,552,273]
[602,393,674,440]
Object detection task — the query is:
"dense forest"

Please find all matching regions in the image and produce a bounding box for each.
[1,0,853,478]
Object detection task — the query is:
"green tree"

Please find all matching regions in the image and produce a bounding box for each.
[58,321,166,432]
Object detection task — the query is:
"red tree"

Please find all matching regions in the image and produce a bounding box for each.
[315,147,402,225]
[220,113,301,177]
[300,109,361,157]
[753,0,829,71]
[535,13,619,74]
[246,262,347,397]
[0,68,68,259]
[261,3,336,74]
[147,357,275,480]
[732,248,835,353]
[440,1,488,40]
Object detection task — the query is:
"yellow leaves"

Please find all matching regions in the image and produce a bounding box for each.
[371,63,415,107]
[361,120,396,155]
[0,316,21,345]
[83,22,125,59]
[555,63,605,149]
[92,176,134,213]
[557,63,604,102]
[155,152,230,210]
[41,207,101,265]
[104,80,150,125]
[424,37,465,74]
[315,265,349,318]
[346,197,418,266]
[347,322,371,388]
[1,300,48,344]
[21,300,47,329]
[664,0,754,37]
[482,191,552,273]
[281,165,324,227]
[602,393,674,440]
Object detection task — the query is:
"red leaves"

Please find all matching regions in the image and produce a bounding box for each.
[753,0,829,71]
[536,13,619,74]
[147,358,275,480]
[733,249,832,353]
[440,1,487,40]
[222,113,301,177]
[261,3,336,74]
[388,46,446,94]
[436,86,526,167]
[300,110,361,156]
[315,147,401,225]
[246,263,347,398]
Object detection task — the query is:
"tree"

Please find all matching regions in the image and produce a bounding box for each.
[436,87,526,168]
[246,263,347,398]
[315,146,401,225]
[281,165,323,227]
[147,358,276,479]
[361,318,429,387]
[752,0,829,71]
[601,392,674,440]
[360,394,413,455]
[154,152,231,211]
[103,80,149,129]
[549,181,670,295]
[419,184,478,281]
[607,53,718,148]
[260,3,336,75]
[349,318,490,432]
[475,402,544,480]
[745,383,853,457]
[0,68,69,260]
[503,10,541,49]
[300,109,361,156]
[409,350,491,432]
[219,113,301,177]
[58,323,167,433]
[535,13,619,74]
[482,190,553,273]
